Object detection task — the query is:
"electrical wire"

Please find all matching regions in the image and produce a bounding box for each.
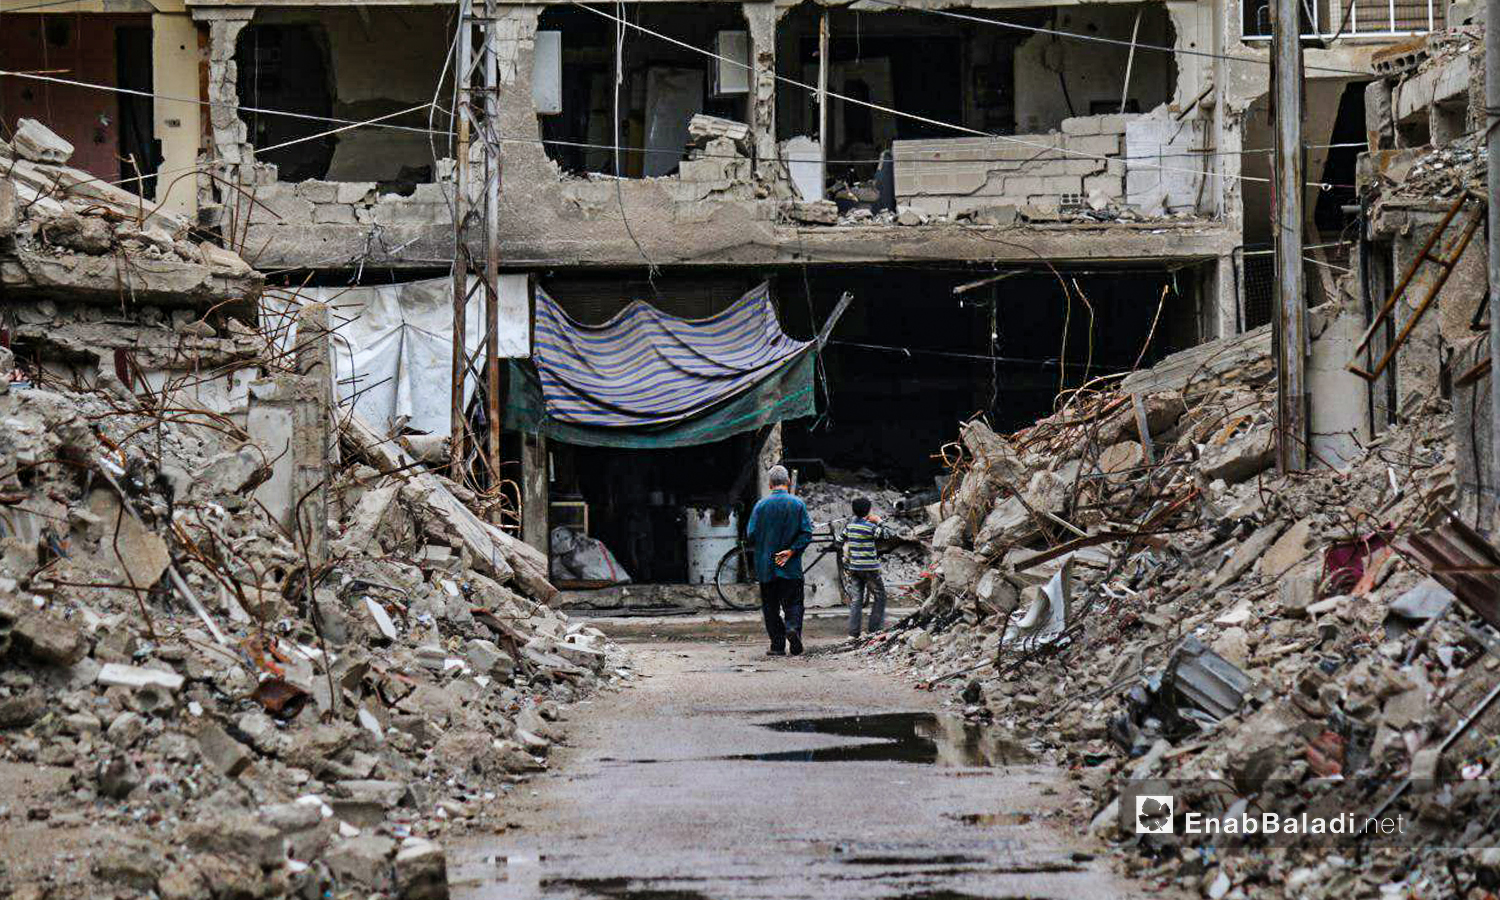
[0,68,1366,186]
[567,2,1335,187]
[855,0,1372,77]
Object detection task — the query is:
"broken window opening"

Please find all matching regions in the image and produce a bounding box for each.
[774,2,1174,201]
[234,8,453,185]
[774,263,1199,487]
[536,4,751,178]
[0,13,156,187]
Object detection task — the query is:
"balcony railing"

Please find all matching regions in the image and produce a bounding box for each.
[1243,0,1443,39]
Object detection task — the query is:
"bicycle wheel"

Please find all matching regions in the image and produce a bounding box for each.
[714,544,758,610]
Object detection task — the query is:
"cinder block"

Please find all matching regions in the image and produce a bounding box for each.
[1083,173,1125,198]
[1000,175,1045,196]
[1068,134,1123,157]
[249,184,313,222]
[297,180,339,204]
[905,196,951,217]
[1042,175,1082,193]
[337,182,377,204]
[1064,157,1106,176]
[313,203,357,224]
[1096,114,1136,134]
[1060,116,1100,136]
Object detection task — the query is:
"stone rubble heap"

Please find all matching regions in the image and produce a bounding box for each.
[863,322,1500,898]
[0,355,627,898]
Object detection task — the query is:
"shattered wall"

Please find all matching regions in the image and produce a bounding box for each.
[892,117,1132,217]
[196,0,1236,274]
[1011,2,1175,132]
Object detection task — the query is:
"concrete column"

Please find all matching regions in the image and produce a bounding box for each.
[756,422,783,500]
[743,3,779,183]
[521,432,549,558]
[292,303,334,571]
[150,12,201,218]
[195,8,255,219]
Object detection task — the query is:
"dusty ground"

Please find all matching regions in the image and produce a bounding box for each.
[450,613,1149,900]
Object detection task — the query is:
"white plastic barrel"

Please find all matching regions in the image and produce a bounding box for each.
[685,507,739,584]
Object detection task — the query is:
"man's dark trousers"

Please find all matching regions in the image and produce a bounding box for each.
[759,578,805,652]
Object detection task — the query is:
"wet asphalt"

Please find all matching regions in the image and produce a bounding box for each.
[450,615,1145,900]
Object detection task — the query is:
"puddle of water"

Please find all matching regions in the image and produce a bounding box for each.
[730,712,1035,766]
[839,854,987,866]
[540,877,712,900]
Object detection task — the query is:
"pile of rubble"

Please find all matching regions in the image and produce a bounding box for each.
[0,148,627,899]
[864,319,1500,897]
[1,119,260,307]
[797,475,931,590]
[0,370,626,900]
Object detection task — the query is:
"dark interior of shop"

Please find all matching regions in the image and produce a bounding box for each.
[535,263,1202,584]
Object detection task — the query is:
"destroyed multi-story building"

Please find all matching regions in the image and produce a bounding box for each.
[0,0,1449,591]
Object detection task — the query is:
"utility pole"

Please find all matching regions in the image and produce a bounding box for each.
[450,0,504,512]
[1271,0,1308,472]
[1488,0,1500,529]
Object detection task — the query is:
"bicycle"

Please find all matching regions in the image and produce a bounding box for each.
[713,520,857,610]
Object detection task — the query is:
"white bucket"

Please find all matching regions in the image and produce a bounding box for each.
[685,507,739,585]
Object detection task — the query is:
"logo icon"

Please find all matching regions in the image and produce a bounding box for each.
[1134,794,1174,834]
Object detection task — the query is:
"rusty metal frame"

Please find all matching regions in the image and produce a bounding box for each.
[1347,191,1484,382]
[1394,508,1500,630]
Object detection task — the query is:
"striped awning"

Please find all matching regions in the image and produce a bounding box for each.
[533,282,811,428]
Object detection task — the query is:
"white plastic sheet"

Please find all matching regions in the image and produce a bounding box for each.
[262,275,530,437]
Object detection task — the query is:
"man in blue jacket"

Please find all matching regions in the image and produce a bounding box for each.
[746,465,814,656]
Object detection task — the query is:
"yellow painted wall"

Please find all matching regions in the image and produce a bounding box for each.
[151,10,201,217]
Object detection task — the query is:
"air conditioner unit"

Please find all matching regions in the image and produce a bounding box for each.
[712,31,750,96]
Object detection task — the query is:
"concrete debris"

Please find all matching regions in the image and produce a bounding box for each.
[0,250,627,899]
[858,307,1487,899]
[12,118,74,164]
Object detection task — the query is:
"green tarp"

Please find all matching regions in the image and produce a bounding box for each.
[505,349,817,449]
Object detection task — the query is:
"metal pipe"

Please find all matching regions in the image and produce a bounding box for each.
[1487,0,1500,530]
[1120,8,1142,114]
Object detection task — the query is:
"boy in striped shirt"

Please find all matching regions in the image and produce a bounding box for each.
[844,497,893,637]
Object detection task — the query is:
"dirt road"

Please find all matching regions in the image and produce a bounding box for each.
[452,616,1143,900]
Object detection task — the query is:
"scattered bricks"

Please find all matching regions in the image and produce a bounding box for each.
[178,815,286,869]
[1258,518,1314,578]
[96,755,141,798]
[324,834,397,892]
[784,200,838,224]
[677,157,733,184]
[196,721,254,777]
[1198,426,1276,484]
[8,604,86,665]
[106,710,147,748]
[13,117,74,164]
[259,801,324,835]
[394,839,449,900]
[92,836,166,889]
[97,662,184,692]
[1208,521,1287,591]
[555,640,606,672]
[0,691,44,727]
[970,205,1019,226]
[466,638,516,679]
